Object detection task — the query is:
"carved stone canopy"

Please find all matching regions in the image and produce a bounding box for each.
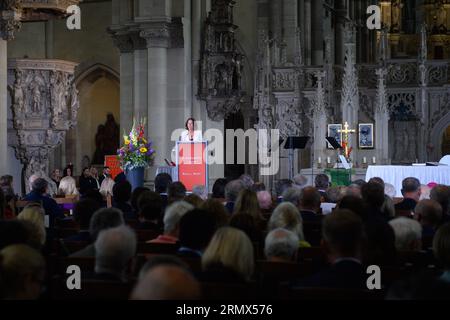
[19,0,81,22]
[7,59,79,190]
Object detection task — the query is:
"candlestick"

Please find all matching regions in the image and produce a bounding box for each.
[318,157,322,164]
[372,157,376,164]
[327,157,331,164]
[363,157,367,164]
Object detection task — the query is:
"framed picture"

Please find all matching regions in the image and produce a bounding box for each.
[327,124,342,149]
[358,123,374,149]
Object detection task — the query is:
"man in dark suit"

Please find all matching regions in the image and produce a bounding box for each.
[395,177,421,212]
[24,178,64,229]
[294,209,367,289]
[315,174,330,202]
[299,187,322,222]
[98,166,110,186]
[177,209,215,258]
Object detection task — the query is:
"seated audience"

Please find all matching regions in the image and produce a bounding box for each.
[433,223,450,284]
[264,228,299,263]
[420,184,431,201]
[362,181,390,221]
[200,199,229,229]
[71,207,124,257]
[415,199,443,240]
[51,169,62,188]
[299,187,322,222]
[154,172,172,206]
[137,191,163,230]
[98,166,110,186]
[184,194,204,208]
[201,227,254,283]
[275,179,293,202]
[24,178,64,229]
[385,183,397,199]
[79,167,99,195]
[251,182,266,192]
[257,190,273,215]
[0,244,46,300]
[395,177,421,212]
[92,226,137,282]
[131,264,201,300]
[315,174,330,202]
[130,187,150,217]
[430,185,450,223]
[233,189,265,230]
[339,195,396,266]
[17,204,46,248]
[212,178,227,200]
[177,209,216,258]
[224,179,245,213]
[168,181,187,204]
[294,210,367,289]
[150,201,193,244]
[65,199,101,242]
[58,166,79,197]
[112,181,134,220]
[282,187,301,207]
[0,220,42,251]
[239,174,255,190]
[293,174,308,190]
[192,185,208,201]
[268,202,310,247]
[389,217,422,252]
[229,213,262,243]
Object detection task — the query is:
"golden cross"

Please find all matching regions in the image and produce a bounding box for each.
[338,122,356,158]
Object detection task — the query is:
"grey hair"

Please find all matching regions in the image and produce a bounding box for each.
[269,202,305,241]
[225,180,245,202]
[384,183,396,199]
[89,207,125,240]
[192,185,208,200]
[95,225,137,276]
[293,174,308,189]
[389,217,422,251]
[282,187,301,206]
[164,201,194,234]
[326,187,342,203]
[264,228,299,260]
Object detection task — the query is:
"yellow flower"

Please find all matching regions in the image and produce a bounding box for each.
[142,138,147,144]
[140,147,148,153]
[124,138,130,145]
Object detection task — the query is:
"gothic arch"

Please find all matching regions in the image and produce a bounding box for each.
[430,111,450,161]
[75,63,119,87]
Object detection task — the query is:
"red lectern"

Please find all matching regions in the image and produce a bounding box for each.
[176,141,208,192]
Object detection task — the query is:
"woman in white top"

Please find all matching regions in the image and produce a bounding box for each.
[58,166,79,197]
[180,117,202,142]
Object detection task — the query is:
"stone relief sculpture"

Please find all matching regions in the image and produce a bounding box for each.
[7,59,79,192]
[199,0,245,121]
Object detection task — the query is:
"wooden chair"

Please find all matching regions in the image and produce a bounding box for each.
[298,247,326,262]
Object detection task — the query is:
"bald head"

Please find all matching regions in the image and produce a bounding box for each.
[131,265,201,300]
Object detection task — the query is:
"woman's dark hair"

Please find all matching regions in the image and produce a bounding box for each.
[63,167,72,177]
[185,117,195,130]
[212,178,227,199]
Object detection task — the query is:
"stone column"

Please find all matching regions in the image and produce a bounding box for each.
[141,24,170,177]
[313,71,327,167]
[133,42,148,122]
[375,68,389,164]
[0,5,21,176]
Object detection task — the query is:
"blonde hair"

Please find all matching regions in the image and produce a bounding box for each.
[269,202,305,241]
[202,227,254,280]
[18,205,46,246]
[233,189,261,221]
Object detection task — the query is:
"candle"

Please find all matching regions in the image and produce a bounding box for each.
[363,157,367,164]
[372,157,376,164]
[318,157,322,164]
[327,157,331,164]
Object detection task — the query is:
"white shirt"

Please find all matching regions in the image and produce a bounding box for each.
[180,130,202,142]
[58,176,79,196]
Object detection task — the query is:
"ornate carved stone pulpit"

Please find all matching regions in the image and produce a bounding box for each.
[7,59,79,191]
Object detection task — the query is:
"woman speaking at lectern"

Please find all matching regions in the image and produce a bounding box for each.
[180,117,202,142]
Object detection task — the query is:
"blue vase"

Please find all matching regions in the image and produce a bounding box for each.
[126,167,145,191]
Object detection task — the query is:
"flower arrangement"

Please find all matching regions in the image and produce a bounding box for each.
[117,118,155,171]
[341,141,353,161]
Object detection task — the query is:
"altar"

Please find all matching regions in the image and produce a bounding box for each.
[365,165,450,197]
[299,167,367,187]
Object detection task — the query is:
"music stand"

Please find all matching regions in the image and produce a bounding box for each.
[326,137,343,150]
[283,136,310,180]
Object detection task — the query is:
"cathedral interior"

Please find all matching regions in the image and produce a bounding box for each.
[2,0,450,192]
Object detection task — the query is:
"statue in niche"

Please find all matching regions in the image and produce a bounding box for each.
[92,124,106,164]
[69,84,79,122]
[30,80,42,114]
[92,113,120,165]
[215,64,229,96]
[10,74,24,115]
